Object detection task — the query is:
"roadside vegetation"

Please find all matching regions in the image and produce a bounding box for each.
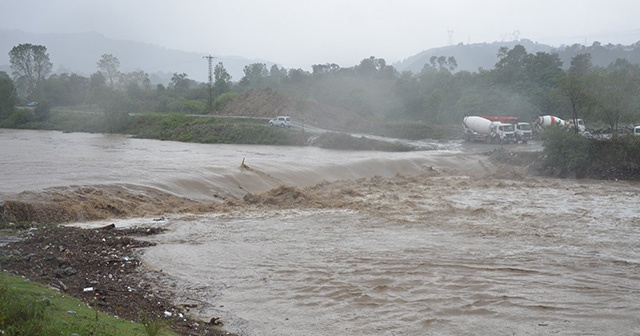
[1,42,640,169]
[541,128,640,179]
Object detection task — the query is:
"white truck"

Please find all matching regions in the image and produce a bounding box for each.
[462,116,516,144]
[514,122,533,143]
[533,115,590,138]
[478,116,532,143]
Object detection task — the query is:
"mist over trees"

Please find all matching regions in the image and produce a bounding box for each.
[3,41,640,133]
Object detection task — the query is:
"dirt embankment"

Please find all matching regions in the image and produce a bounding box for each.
[216,88,460,139]
[217,88,375,133]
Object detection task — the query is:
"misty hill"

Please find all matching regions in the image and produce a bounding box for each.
[0,29,275,84]
[395,40,552,73]
[395,39,640,73]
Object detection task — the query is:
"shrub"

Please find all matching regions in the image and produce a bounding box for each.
[543,129,640,179]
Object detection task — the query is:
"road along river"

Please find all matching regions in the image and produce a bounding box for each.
[1,129,640,335]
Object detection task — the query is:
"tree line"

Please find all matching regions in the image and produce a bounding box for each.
[2,42,640,132]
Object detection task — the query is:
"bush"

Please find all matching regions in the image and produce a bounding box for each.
[542,128,590,175]
[34,101,51,121]
[213,92,240,112]
[7,109,36,126]
[543,129,640,179]
[312,132,413,151]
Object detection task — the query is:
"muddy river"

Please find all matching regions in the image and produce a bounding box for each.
[1,129,639,335]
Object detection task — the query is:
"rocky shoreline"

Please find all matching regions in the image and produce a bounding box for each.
[0,224,236,336]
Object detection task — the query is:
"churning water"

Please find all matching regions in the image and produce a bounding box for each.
[2,129,639,335]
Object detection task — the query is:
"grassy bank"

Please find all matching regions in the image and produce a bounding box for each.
[0,109,415,151]
[0,272,172,336]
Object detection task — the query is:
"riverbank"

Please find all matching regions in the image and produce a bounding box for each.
[0,224,234,335]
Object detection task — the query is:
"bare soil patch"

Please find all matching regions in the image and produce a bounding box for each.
[0,225,235,335]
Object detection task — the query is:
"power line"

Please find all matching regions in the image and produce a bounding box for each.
[203,55,215,110]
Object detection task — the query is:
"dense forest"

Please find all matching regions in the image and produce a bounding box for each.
[2,42,640,133]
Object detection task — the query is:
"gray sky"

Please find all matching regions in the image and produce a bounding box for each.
[3,0,640,69]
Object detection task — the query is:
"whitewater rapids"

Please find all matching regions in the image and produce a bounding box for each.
[1,129,639,335]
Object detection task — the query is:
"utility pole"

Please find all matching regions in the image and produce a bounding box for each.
[203,55,215,110]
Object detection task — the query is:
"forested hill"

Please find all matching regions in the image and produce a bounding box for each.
[0,29,273,84]
[394,39,640,73]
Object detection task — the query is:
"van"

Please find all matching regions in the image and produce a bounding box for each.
[269,116,292,128]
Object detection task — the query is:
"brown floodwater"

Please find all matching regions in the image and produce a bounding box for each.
[2,129,639,335]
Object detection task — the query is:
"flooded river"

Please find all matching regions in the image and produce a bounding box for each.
[2,129,640,335]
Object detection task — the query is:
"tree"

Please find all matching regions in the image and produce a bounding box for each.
[213,62,232,99]
[559,54,594,133]
[170,72,190,96]
[97,54,121,89]
[239,63,268,89]
[0,71,17,118]
[591,60,640,131]
[41,73,90,106]
[9,43,53,99]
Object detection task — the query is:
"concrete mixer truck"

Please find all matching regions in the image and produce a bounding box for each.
[477,116,533,143]
[462,116,516,144]
[532,115,589,138]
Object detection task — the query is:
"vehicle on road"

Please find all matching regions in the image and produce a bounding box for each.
[462,116,516,144]
[269,116,292,128]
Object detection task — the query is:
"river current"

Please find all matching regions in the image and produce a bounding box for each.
[1,129,639,335]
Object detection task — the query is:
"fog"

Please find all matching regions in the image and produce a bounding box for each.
[2,0,640,70]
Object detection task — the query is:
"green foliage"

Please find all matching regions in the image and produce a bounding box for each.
[0,71,17,118]
[542,128,590,174]
[0,276,50,335]
[9,43,53,99]
[34,101,51,121]
[142,318,167,336]
[213,92,240,111]
[543,129,640,179]
[97,54,121,88]
[0,273,170,335]
[6,109,36,126]
[166,98,206,114]
[312,132,413,151]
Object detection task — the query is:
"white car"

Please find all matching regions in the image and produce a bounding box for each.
[269,116,292,127]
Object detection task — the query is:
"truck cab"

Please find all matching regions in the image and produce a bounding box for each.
[514,122,533,143]
[568,119,586,133]
[492,122,516,144]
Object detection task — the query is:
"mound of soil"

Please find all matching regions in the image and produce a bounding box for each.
[217,88,376,133]
[0,225,235,336]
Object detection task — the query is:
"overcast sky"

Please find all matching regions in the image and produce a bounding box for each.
[3,0,640,69]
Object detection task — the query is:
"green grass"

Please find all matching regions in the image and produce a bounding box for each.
[0,108,427,150]
[0,272,175,336]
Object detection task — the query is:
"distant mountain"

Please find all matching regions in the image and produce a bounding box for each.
[0,29,275,84]
[394,39,640,73]
[394,39,552,73]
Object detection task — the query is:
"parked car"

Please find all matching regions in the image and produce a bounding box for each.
[269,116,292,127]
[634,125,640,136]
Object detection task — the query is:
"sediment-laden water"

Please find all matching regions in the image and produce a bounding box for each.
[2,129,639,335]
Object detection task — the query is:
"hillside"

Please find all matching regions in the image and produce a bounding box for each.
[216,88,376,132]
[394,39,553,73]
[395,38,640,73]
[215,89,460,140]
[0,29,275,83]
